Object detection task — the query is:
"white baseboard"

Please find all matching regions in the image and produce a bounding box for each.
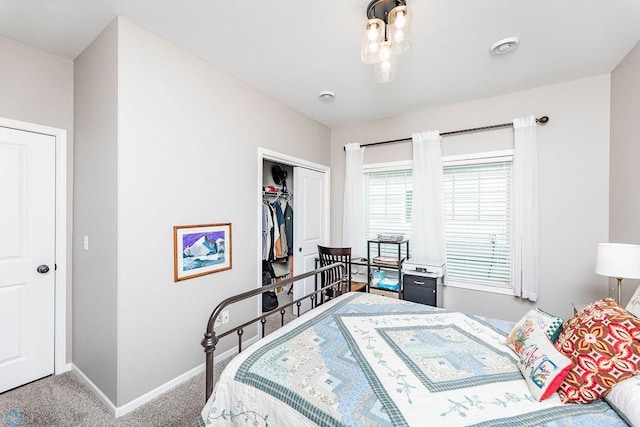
[114,363,206,418]
[70,334,260,418]
[71,364,118,415]
[57,362,72,374]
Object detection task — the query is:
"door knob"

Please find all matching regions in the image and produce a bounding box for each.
[37,265,50,274]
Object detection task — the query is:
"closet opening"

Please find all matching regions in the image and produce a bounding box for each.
[262,160,294,297]
[257,148,330,318]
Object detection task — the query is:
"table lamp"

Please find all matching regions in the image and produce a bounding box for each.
[595,243,640,304]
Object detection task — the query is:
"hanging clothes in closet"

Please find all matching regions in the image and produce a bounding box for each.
[273,201,287,259]
[263,202,279,261]
[262,202,271,261]
[284,201,293,255]
[272,205,282,259]
[262,189,294,262]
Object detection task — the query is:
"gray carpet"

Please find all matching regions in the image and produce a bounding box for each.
[0,292,297,427]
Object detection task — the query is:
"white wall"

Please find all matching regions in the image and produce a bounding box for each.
[610,41,640,305]
[114,18,330,406]
[331,75,611,322]
[0,35,74,362]
[73,20,119,403]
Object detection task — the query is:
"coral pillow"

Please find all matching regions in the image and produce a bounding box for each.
[516,329,573,401]
[555,298,640,403]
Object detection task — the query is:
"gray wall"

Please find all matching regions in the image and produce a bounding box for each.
[610,41,640,305]
[330,75,611,322]
[73,20,119,403]
[0,34,74,362]
[70,17,331,406]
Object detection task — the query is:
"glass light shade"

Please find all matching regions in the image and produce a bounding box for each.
[388,5,412,55]
[378,41,392,62]
[374,51,396,83]
[361,18,385,64]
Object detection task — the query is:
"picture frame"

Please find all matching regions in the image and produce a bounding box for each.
[626,283,640,318]
[173,223,232,281]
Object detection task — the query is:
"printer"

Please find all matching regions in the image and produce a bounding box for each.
[402,259,445,278]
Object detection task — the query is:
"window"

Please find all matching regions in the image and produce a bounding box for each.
[363,153,513,291]
[363,165,412,255]
[442,159,512,288]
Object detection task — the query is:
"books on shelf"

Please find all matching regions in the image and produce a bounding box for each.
[372,256,399,266]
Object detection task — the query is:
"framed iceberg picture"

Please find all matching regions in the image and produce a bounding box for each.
[173,223,232,281]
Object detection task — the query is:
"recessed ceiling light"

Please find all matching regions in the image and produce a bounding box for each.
[318,91,336,102]
[490,37,519,56]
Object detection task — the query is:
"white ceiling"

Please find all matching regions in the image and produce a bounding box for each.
[1,0,639,128]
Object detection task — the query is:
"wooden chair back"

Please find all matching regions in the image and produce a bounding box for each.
[317,245,352,296]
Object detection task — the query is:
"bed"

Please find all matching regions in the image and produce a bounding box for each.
[198,266,634,426]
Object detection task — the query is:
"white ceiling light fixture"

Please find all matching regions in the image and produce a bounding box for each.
[361,0,412,84]
[490,37,520,56]
[318,90,336,102]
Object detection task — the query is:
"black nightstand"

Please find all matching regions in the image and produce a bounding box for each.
[403,274,437,307]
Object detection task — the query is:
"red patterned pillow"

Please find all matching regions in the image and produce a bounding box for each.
[555,298,640,403]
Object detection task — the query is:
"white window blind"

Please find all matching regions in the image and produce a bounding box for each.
[364,169,413,250]
[442,161,512,288]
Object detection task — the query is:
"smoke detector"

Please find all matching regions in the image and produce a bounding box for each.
[318,90,336,102]
[490,37,519,56]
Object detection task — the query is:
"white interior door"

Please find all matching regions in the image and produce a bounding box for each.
[0,126,56,393]
[293,166,328,314]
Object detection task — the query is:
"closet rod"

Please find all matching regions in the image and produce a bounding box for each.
[344,115,549,150]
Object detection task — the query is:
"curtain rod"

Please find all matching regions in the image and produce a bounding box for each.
[345,116,549,150]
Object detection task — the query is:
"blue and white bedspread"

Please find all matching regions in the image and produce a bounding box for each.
[200,292,627,426]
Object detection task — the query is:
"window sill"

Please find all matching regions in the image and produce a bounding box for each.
[445,280,515,296]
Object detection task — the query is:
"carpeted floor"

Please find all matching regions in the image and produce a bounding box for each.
[0,369,210,427]
[0,292,297,427]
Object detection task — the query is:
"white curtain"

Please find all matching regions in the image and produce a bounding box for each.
[513,116,539,301]
[411,131,446,266]
[343,143,366,257]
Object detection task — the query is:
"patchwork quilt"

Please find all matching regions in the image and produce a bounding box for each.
[200,292,627,426]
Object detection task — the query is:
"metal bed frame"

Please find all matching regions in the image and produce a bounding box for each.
[201,262,346,401]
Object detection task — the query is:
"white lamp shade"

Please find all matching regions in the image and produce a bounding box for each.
[595,243,640,279]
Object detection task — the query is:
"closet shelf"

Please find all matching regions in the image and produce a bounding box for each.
[262,189,292,201]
